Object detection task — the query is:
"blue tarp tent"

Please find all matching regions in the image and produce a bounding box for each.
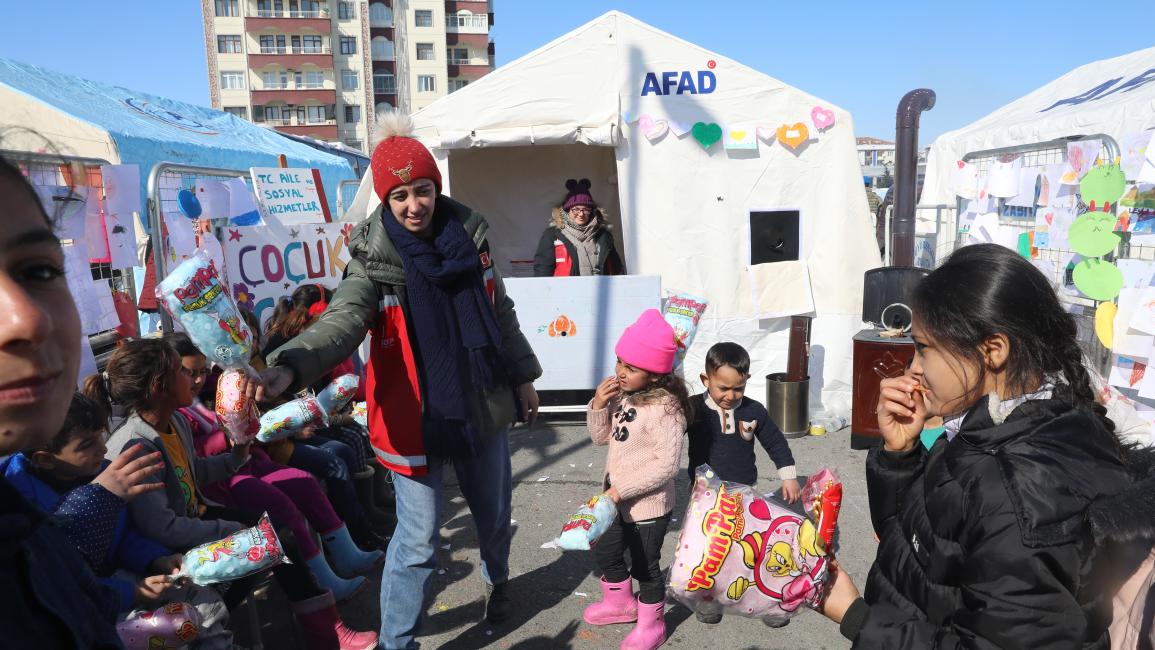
[0,58,355,219]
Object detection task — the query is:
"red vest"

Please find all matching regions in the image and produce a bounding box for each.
[553,238,573,277]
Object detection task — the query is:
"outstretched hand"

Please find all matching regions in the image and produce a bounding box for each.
[255,366,294,404]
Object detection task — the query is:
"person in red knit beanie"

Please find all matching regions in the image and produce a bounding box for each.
[584,308,694,650]
[259,111,543,648]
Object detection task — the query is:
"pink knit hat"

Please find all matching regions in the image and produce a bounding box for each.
[615,309,677,374]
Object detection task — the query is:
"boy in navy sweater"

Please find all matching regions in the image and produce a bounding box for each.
[686,343,800,623]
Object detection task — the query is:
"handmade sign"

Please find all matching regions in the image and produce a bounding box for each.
[250,168,329,226]
[223,177,263,226]
[668,466,829,623]
[116,601,201,649]
[810,106,835,131]
[1080,163,1127,212]
[176,513,288,585]
[1068,211,1121,257]
[1095,302,1117,350]
[724,127,757,151]
[692,122,723,149]
[100,164,142,269]
[1073,258,1124,301]
[1062,141,1102,184]
[223,221,351,325]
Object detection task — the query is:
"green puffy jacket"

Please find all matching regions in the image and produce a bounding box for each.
[267,195,542,474]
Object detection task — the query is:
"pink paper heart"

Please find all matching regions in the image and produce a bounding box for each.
[810,106,835,131]
[957,160,966,169]
[643,118,669,142]
[756,126,775,142]
[639,115,655,133]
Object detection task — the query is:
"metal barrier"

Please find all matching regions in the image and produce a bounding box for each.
[336,178,361,220]
[146,162,251,333]
[950,134,1128,373]
[4,150,134,369]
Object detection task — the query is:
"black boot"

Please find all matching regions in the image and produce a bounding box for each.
[485,581,513,624]
[353,468,395,530]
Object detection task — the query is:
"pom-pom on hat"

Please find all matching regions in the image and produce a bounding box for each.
[562,178,596,211]
[615,309,677,374]
[370,111,442,201]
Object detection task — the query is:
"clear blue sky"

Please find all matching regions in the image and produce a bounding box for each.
[0,0,1147,143]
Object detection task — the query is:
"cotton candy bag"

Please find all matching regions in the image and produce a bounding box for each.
[801,469,843,552]
[662,292,708,369]
[668,465,828,623]
[550,494,618,551]
[257,396,328,443]
[317,374,359,415]
[156,251,254,371]
[351,401,367,427]
[116,601,202,649]
[215,369,259,445]
[176,513,288,586]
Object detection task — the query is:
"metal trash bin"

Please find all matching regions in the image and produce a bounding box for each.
[766,372,810,439]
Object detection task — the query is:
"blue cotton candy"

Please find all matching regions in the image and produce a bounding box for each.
[257,396,329,443]
[553,494,618,551]
[177,513,288,586]
[317,374,359,415]
[156,251,254,371]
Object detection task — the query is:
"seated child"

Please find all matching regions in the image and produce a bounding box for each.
[2,393,234,648]
[686,342,800,625]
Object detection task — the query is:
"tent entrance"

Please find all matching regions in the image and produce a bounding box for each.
[445,143,624,277]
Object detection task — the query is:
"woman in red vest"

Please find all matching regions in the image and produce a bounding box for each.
[533,178,625,277]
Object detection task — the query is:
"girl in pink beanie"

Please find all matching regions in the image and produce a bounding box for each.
[583,308,693,650]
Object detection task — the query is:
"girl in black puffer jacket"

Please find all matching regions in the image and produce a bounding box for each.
[821,244,1155,649]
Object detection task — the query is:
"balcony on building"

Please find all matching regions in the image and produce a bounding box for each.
[248,42,334,69]
[368,2,393,28]
[444,11,488,34]
[245,2,331,32]
[255,106,338,139]
[447,55,492,77]
[250,84,336,105]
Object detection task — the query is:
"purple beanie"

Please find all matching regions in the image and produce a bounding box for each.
[562,178,596,211]
[615,309,677,374]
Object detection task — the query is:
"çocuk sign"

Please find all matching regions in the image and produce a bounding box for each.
[641,60,718,96]
[224,222,351,323]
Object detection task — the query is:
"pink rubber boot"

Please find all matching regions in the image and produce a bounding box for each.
[621,598,666,650]
[582,577,637,625]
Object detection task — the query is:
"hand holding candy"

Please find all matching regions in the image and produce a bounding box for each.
[116,601,202,649]
[317,374,359,415]
[174,512,288,586]
[157,251,254,372]
[257,397,328,443]
[215,369,260,445]
[133,575,172,607]
[551,493,619,551]
[818,560,860,624]
[256,366,294,403]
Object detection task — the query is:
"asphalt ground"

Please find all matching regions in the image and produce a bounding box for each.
[236,417,872,649]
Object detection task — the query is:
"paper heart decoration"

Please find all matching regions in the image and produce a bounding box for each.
[777,123,810,150]
[691,122,723,149]
[620,109,637,124]
[639,115,669,141]
[669,121,693,137]
[810,106,835,131]
[756,126,775,142]
[957,160,966,169]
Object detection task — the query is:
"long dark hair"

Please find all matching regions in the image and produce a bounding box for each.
[264,284,330,340]
[631,371,695,423]
[914,244,1115,437]
[82,338,181,416]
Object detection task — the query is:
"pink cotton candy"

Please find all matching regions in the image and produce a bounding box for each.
[214,369,259,445]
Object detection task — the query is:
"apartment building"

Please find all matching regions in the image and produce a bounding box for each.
[201,0,495,153]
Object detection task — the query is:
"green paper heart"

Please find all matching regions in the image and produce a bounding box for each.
[1073,259,1124,301]
[1068,211,1121,257]
[1079,163,1126,211]
[691,122,723,149]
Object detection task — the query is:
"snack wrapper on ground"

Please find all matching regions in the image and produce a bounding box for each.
[668,466,828,622]
[176,512,288,585]
[801,468,843,552]
[156,251,254,371]
[551,493,618,551]
[215,369,259,445]
[317,374,359,415]
[662,292,708,368]
[351,401,367,427]
[116,601,202,649]
[257,396,329,443]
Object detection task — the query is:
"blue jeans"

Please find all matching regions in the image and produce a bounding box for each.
[378,427,512,648]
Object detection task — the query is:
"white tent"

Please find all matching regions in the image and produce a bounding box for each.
[923,46,1155,207]
[350,11,880,406]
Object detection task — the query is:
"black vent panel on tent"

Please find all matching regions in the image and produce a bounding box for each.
[749,210,800,265]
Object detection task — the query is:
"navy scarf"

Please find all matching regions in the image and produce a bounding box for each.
[382,209,504,458]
